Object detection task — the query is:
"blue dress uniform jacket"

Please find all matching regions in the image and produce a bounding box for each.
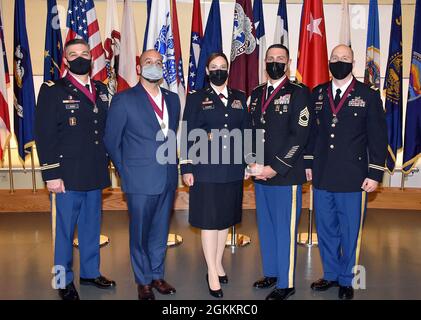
[249,79,312,185]
[35,77,111,191]
[306,79,388,192]
[180,86,249,183]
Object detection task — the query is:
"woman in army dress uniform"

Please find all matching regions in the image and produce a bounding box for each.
[180,53,249,298]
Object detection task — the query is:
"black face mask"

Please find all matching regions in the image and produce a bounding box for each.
[68,57,92,75]
[329,61,353,80]
[209,70,228,86]
[266,62,286,80]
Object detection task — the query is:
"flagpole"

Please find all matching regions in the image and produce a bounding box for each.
[30,146,36,193]
[7,141,14,194]
[225,225,251,253]
[400,171,406,190]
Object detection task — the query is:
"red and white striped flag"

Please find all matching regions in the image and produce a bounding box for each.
[117,0,140,92]
[62,0,107,82]
[0,4,10,160]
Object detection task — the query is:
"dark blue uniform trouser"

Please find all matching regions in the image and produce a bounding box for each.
[52,190,102,286]
[126,185,175,285]
[313,188,367,286]
[254,184,302,289]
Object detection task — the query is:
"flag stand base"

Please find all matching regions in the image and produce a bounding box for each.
[167,233,183,247]
[73,234,110,248]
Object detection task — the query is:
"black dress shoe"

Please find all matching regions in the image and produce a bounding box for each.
[253,277,277,289]
[206,274,223,298]
[58,282,80,301]
[80,275,116,289]
[338,286,354,300]
[266,288,295,300]
[311,279,339,291]
[218,275,228,284]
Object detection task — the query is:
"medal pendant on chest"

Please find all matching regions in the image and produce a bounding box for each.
[260,115,265,124]
[160,122,166,130]
[332,115,338,124]
[93,104,99,114]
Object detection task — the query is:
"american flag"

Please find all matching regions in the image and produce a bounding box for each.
[63,0,107,82]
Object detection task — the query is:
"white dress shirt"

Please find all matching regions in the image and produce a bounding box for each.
[72,74,92,94]
[266,75,287,99]
[332,77,353,99]
[149,88,169,137]
[211,84,229,107]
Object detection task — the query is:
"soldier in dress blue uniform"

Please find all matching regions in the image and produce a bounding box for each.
[35,39,115,300]
[180,53,249,298]
[306,45,388,300]
[248,44,312,300]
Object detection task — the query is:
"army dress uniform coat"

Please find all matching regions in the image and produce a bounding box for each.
[249,78,312,185]
[306,78,388,192]
[35,76,110,191]
[180,85,249,230]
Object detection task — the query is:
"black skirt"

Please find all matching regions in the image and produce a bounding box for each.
[189,180,243,230]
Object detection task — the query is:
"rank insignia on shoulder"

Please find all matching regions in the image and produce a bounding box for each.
[231,100,243,109]
[44,80,55,87]
[291,80,303,88]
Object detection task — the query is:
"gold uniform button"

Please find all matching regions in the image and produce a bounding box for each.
[330,145,334,149]
[223,145,227,149]
[225,114,228,117]
[94,120,98,124]
[224,124,228,128]
[331,134,335,138]
[331,123,336,128]
[95,130,98,134]
[95,141,99,145]
[223,135,227,138]
[262,139,265,143]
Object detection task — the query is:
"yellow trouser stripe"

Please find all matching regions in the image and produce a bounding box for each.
[288,185,298,288]
[51,193,57,255]
[355,191,366,270]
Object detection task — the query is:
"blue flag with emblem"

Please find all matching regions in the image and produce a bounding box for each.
[384,0,402,173]
[13,0,36,164]
[143,0,152,52]
[195,0,222,90]
[364,0,380,89]
[44,0,63,82]
[253,0,266,84]
[403,0,421,174]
